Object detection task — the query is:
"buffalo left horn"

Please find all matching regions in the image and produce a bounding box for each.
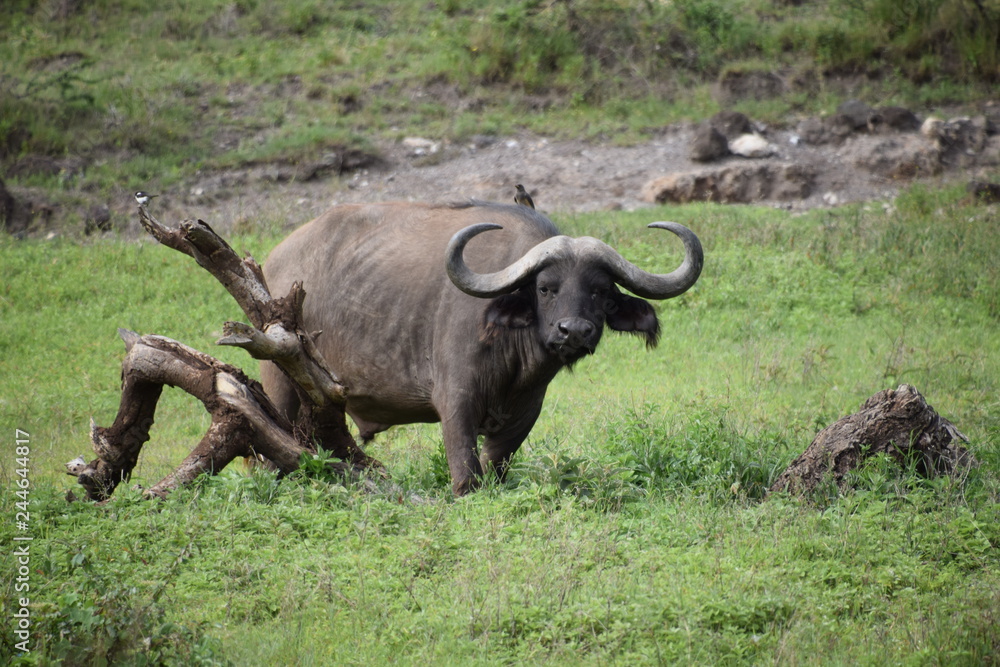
[585,222,703,300]
[446,221,703,300]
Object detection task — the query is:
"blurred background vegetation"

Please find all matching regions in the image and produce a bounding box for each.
[1,0,997,199]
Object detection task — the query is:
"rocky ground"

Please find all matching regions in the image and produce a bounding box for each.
[4,100,999,238]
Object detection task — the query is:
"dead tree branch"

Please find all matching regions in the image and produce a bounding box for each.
[66,330,304,500]
[138,207,347,407]
[67,209,385,501]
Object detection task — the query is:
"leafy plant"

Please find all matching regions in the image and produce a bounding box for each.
[19,542,226,665]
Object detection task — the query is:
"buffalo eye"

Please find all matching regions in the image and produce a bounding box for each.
[538,284,557,297]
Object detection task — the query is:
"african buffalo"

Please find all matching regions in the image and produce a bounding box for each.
[261,201,703,495]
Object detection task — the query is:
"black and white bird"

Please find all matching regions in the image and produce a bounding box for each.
[134,191,158,207]
[514,184,535,209]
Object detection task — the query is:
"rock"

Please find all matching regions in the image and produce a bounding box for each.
[966,180,1000,203]
[689,123,730,162]
[771,164,817,200]
[825,113,858,141]
[796,100,920,146]
[919,116,989,167]
[769,384,973,495]
[729,133,776,158]
[402,136,440,156]
[854,135,942,179]
[870,106,921,132]
[796,117,829,145]
[469,134,497,149]
[341,148,385,172]
[837,99,874,130]
[299,148,385,181]
[797,114,856,145]
[260,165,295,183]
[641,163,815,204]
[709,110,753,140]
[716,69,784,102]
[920,117,944,140]
[84,204,112,235]
[298,153,343,181]
[938,117,988,154]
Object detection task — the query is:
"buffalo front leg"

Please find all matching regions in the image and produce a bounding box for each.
[440,417,483,496]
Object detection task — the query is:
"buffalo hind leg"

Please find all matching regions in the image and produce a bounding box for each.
[260,360,300,422]
[309,404,380,466]
[480,430,530,485]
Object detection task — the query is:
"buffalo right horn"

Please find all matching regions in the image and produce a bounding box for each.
[446,223,575,298]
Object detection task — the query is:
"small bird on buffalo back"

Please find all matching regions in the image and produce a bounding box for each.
[514,184,535,209]
[134,191,158,207]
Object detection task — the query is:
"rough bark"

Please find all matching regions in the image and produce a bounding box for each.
[68,330,326,500]
[770,384,974,495]
[66,208,384,501]
[137,208,348,408]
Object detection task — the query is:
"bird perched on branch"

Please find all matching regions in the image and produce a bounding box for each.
[514,184,535,209]
[134,191,158,207]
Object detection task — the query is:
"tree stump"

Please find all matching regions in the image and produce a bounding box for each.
[769,384,974,495]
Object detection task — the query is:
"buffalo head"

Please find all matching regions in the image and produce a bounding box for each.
[445,221,704,365]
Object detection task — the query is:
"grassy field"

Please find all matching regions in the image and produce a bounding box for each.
[2,183,999,664]
[3,0,1000,664]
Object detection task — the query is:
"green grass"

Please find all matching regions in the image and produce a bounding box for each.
[2,183,998,664]
[3,2,998,663]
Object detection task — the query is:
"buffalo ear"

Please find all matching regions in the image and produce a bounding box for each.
[481,291,535,341]
[606,291,660,348]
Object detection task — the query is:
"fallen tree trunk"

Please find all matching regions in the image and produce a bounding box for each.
[769,384,974,496]
[69,330,309,500]
[67,209,383,501]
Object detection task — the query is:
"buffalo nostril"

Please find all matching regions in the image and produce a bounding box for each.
[556,319,595,344]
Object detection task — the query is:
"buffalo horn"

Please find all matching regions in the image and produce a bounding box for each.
[587,222,703,300]
[446,221,703,300]
[445,223,575,298]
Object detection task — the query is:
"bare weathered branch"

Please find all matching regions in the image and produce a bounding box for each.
[143,417,254,499]
[138,207,347,405]
[73,209,389,501]
[215,371,308,472]
[68,330,319,501]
